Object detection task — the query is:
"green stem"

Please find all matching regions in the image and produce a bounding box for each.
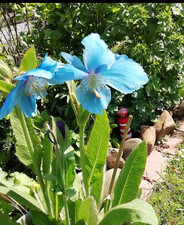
[16,107,51,214]
[108,115,133,196]
[55,145,65,190]
[55,144,70,225]
[55,193,58,220]
[63,195,70,225]
[79,126,89,197]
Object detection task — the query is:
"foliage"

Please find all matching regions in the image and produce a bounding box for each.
[148,142,184,225]
[18,3,184,137]
[0,47,158,225]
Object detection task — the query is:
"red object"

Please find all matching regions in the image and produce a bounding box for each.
[117,107,132,140]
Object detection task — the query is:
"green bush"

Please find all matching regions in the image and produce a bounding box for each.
[3,3,184,137]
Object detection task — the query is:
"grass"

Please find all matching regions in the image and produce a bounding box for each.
[148,141,184,225]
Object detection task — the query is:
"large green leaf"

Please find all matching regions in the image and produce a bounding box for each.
[10,106,42,171]
[0,59,13,83]
[75,220,87,225]
[18,45,37,73]
[0,80,14,97]
[85,110,110,204]
[0,186,42,212]
[99,199,158,225]
[112,141,147,207]
[77,197,98,225]
[0,214,19,225]
[0,170,37,195]
[43,135,53,174]
[10,106,34,170]
[25,117,43,169]
[30,210,60,225]
[51,117,76,189]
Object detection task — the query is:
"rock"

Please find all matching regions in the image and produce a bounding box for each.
[153,110,176,142]
[101,168,121,200]
[140,126,156,155]
[106,148,125,169]
[122,138,142,160]
[172,100,184,119]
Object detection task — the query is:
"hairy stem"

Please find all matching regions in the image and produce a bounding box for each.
[108,115,133,196]
[79,126,89,197]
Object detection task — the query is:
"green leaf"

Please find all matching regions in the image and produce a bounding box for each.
[51,116,64,147]
[76,220,87,225]
[0,214,19,225]
[66,80,79,122]
[30,210,60,225]
[43,135,53,174]
[112,141,147,207]
[0,198,14,215]
[10,107,34,170]
[85,110,110,205]
[51,117,76,189]
[68,199,82,225]
[10,106,43,172]
[78,105,90,128]
[25,117,43,169]
[42,174,57,182]
[99,199,158,225]
[77,197,98,225]
[65,146,76,189]
[0,170,37,198]
[0,80,14,97]
[0,59,13,82]
[0,186,42,212]
[18,45,37,74]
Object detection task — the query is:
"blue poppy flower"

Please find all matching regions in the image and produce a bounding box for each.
[0,53,58,119]
[52,33,149,115]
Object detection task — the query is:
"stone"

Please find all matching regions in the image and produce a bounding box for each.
[153,110,176,142]
[101,168,121,200]
[172,100,184,119]
[122,138,142,160]
[106,148,125,169]
[140,126,156,155]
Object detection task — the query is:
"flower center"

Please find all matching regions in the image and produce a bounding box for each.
[81,73,106,99]
[25,76,48,102]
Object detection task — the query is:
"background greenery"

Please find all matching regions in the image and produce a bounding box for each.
[20,3,184,130]
[0,3,184,173]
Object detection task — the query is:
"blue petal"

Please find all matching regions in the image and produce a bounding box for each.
[0,84,19,119]
[14,68,53,81]
[16,80,37,117]
[39,53,58,74]
[76,83,111,115]
[100,54,149,94]
[48,64,87,85]
[61,52,88,73]
[81,33,115,73]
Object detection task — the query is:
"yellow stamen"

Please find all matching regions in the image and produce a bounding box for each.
[95,90,101,99]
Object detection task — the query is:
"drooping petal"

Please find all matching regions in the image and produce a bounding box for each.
[76,83,111,115]
[14,68,53,81]
[61,52,88,73]
[0,84,19,119]
[48,64,87,85]
[16,80,37,117]
[39,53,58,74]
[99,54,149,94]
[82,33,115,73]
